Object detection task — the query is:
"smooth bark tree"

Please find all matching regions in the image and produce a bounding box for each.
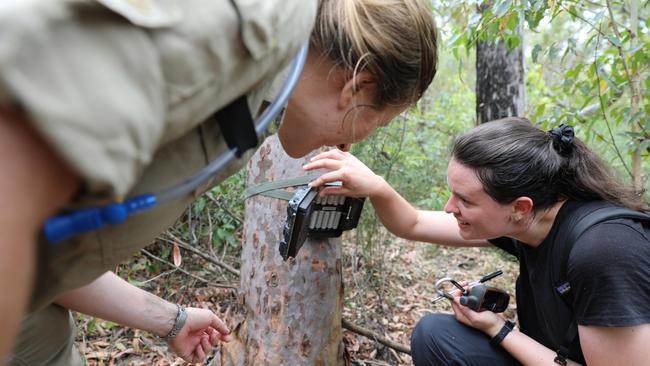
[218,134,345,366]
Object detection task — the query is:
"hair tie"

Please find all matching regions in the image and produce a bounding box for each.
[547,124,574,155]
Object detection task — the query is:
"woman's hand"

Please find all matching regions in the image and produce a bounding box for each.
[449,282,505,338]
[167,307,232,364]
[303,149,385,198]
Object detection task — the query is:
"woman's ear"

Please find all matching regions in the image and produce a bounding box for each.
[338,71,376,109]
[512,197,534,220]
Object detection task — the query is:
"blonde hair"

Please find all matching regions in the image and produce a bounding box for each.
[311,0,438,106]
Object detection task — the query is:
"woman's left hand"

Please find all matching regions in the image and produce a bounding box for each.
[303,149,385,198]
[449,283,505,338]
[167,307,232,364]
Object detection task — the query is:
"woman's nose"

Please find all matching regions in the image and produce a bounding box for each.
[443,196,457,214]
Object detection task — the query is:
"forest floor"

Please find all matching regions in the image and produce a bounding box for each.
[74,233,519,366]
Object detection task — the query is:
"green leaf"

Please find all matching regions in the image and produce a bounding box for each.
[606,35,622,48]
[194,197,206,214]
[532,44,542,63]
[626,44,643,56]
[639,139,650,155]
[128,279,144,287]
[547,43,559,61]
[493,0,512,18]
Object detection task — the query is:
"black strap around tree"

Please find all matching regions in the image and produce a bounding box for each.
[213,95,258,158]
[554,205,650,362]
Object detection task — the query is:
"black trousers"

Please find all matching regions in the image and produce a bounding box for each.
[410,314,521,366]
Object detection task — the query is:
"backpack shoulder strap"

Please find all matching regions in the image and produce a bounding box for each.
[554,205,650,361]
[559,206,650,287]
[565,207,650,249]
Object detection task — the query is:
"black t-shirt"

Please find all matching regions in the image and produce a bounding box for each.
[490,201,650,363]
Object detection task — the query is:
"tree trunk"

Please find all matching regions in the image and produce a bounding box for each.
[476,36,525,124]
[217,134,345,366]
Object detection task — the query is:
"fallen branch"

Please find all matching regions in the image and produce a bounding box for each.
[342,318,411,355]
[141,249,237,290]
[206,193,243,225]
[162,233,240,276]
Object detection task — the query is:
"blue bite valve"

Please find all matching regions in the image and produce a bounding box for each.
[44,194,158,244]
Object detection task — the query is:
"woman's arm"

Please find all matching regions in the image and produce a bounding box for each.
[578,324,650,366]
[304,149,489,247]
[55,271,232,364]
[491,321,650,366]
[450,287,650,366]
[449,289,584,366]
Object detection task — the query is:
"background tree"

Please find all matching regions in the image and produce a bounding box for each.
[476,2,526,123]
[440,0,648,193]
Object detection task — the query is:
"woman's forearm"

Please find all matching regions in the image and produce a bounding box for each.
[498,327,582,366]
[55,271,177,337]
[371,180,488,247]
[369,176,422,237]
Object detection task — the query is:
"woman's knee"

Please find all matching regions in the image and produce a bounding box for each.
[411,313,459,365]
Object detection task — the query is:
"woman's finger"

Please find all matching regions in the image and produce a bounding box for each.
[310,149,347,162]
[208,328,220,346]
[319,186,348,196]
[309,170,344,188]
[303,158,342,172]
[194,343,206,363]
[209,315,230,338]
[201,334,212,355]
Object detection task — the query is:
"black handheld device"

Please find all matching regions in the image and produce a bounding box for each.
[279,185,365,260]
[459,284,510,313]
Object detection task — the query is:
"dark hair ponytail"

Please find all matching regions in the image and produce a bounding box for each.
[452,117,648,212]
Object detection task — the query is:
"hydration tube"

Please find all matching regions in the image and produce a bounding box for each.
[44,42,309,244]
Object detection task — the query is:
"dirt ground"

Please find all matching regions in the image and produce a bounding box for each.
[75,235,519,366]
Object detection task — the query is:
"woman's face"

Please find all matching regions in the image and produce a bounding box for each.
[278,52,407,158]
[444,158,515,240]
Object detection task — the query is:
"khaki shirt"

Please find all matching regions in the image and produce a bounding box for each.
[0,0,316,310]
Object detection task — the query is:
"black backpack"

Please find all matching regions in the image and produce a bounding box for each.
[553,206,650,363]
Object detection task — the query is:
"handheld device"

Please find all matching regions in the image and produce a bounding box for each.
[279,185,365,260]
[459,284,510,313]
[433,270,510,313]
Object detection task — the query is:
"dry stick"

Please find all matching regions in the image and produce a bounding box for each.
[206,193,243,225]
[342,318,411,355]
[141,249,237,290]
[162,233,240,276]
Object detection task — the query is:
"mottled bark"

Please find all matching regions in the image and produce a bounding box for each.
[476,36,525,124]
[218,134,344,366]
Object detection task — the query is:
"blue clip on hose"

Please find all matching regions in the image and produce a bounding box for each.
[44,194,158,243]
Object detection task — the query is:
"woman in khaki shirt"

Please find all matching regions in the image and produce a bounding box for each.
[0,0,439,364]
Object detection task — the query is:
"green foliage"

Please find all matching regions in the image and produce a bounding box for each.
[350,0,648,267]
[437,0,648,193]
[168,169,246,261]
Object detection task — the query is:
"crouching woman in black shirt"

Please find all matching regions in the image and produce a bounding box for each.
[304,117,650,365]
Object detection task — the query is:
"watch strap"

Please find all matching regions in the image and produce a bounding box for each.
[490,320,515,347]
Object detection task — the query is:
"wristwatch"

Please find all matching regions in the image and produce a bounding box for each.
[160,304,187,342]
[490,320,515,347]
